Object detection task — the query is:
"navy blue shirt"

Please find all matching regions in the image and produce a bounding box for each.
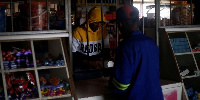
[111,30,163,100]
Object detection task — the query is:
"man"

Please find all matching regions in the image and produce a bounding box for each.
[110,5,164,100]
[72,7,110,71]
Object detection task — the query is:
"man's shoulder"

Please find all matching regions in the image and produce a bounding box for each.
[74,25,86,32]
[73,25,87,37]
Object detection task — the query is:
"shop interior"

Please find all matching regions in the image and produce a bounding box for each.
[0,0,200,100]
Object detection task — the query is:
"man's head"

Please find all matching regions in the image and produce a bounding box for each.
[116,5,139,35]
[88,7,107,32]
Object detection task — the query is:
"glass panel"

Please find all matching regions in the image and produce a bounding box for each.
[133,0,156,40]
[0,3,8,32]
[0,0,66,32]
[171,1,193,25]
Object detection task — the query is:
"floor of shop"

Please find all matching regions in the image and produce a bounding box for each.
[74,77,117,100]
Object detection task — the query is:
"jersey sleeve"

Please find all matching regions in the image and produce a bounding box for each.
[72,29,81,52]
[111,43,135,93]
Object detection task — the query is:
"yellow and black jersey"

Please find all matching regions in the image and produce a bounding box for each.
[72,24,109,56]
[72,7,109,57]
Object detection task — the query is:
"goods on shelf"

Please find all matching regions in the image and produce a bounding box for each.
[18,2,49,31]
[179,66,195,76]
[6,72,38,100]
[78,0,116,3]
[2,48,33,70]
[172,6,192,25]
[160,18,170,26]
[186,88,198,100]
[39,77,71,97]
[104,11,116,21]
[36,53,65,67]
[191,43,200,52]
[0,3,7,32]
[169,38,190,53]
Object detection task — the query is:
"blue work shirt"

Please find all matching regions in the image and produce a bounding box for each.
[111,30,164,100]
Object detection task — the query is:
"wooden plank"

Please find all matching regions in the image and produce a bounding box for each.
[159,28,182,82]
[61,37,77,100]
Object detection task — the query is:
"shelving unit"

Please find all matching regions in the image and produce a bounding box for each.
[0,0,76,100]
[159,26,200,100]
[0,34,76,100]
[76,3,116,6]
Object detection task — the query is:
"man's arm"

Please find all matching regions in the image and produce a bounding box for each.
[110,43,135,93]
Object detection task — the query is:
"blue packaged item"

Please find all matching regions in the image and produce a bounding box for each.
[3,61,10,70]
[169,38,174,43]
[60,60,65,66]
[0,4,6,32]
[49,61,54,66]
[56,60,61,66]
[44,61,49,66]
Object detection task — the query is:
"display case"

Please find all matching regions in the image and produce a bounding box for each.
[0,0,76,100]
[0,34,76,100]
[159,26,200,100]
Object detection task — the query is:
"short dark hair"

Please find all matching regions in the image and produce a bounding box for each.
[116,5,139,26]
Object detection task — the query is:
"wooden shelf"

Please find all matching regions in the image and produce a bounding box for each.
[193,52,200,54]
[4,68,35,73]
[41,94,71,100]
[25,98,40,100]
[77,3,116,6]
[0,33,69,41]
[182,75,199,79]
[174,52,192,55]
[37,66,66,70]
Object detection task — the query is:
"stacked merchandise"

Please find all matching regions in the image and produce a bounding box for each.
[170,38,190,53]
[17,2,49,31]
[186,88,198,100]
[172,7,192,25]
[78,0,116,3]
[36,54,65,67]
[0,3,7,32]
[191,43,200,52]
[6,72,38,99]
[2,49,33,70]
[39,77,71,97]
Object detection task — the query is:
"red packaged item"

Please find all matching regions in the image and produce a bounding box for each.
[2,52,6,57]
[21,49,26,53]
[39,77,47,86]
[48,77,60,86]
[6,74,12,88]
[26,72,36,85]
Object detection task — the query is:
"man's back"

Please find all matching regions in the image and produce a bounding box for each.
[113,30,163,100]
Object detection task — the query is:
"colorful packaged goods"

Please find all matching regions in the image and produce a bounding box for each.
[6,72,38,100]
[0,3,7,32]
[18,2,49,31]
[172,7,192,25]
[36,54,65,67]
[2,48,33,70]
[169,38,190,53]
[40,77,71,97]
